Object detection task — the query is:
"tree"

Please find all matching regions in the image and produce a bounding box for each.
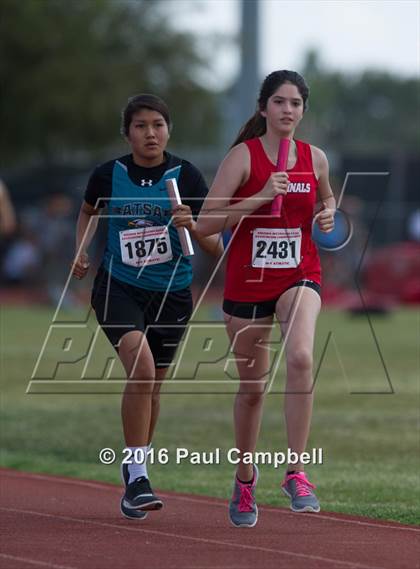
[299,49,420,155]
[0,0,221,167]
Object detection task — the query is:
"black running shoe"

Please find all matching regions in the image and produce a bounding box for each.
[120,463,148,520]
[121,464,163,512]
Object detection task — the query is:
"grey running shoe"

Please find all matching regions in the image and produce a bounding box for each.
[229,464,259,527]
[281,471,320,513]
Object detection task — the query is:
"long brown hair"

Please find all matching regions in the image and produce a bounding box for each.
[231,70,309,147]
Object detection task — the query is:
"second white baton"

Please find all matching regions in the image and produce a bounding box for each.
[165,178,194,256]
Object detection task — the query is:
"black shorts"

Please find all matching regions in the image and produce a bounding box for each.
[223,280,321,319]
[91,268,193,368]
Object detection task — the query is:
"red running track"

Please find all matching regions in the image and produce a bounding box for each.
[0,469,419,569]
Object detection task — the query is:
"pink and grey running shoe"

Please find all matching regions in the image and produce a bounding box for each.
[281,471,320,513]
[229,464,259,527]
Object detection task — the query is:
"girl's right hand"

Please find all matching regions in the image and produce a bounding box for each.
[72,252,90,279]
[259,171,289,201]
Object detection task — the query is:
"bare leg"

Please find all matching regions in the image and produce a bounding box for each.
[275,286,321,471]
[224,313,273,482]
[148,367,169,445]
[119,331,156,447]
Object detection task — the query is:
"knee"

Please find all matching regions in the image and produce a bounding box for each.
[126,366,155,393]
[288,348,313,373]
[238,387,266,408]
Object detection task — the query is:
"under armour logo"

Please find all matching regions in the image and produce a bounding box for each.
[140,179,153,187]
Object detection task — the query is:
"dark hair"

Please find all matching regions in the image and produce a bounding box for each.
[121,94,172,136]
[231,70,309,147]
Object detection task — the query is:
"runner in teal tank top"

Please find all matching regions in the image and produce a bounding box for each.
[72,94,223,519]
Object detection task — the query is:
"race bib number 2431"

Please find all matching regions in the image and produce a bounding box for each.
[252,227,301,268]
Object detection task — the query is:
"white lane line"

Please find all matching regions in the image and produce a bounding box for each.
[1,469,419,533]
[0,507,386,569]
[0,553,77,569]
[158,493,420,534]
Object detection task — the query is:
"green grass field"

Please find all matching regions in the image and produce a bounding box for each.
[1,304,419,525]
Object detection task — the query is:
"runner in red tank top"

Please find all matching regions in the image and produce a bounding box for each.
[224,136,321,303]
[197,70,336,527]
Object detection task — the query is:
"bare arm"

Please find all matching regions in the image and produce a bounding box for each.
[72,201,101,279]
[172,204,224,258]
[0,181,17,236]
[190,223,223,257]
[196,143,289,237]
[312,146,336,233]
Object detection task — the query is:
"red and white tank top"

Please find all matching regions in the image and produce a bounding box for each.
[224,137,321,302]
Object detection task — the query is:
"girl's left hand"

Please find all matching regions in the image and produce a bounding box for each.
[172,204,195,231]
[314,201,335,233]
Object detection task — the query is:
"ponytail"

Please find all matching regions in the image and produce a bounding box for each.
[231,111,266,148]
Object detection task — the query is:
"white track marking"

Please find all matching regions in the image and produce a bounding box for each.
[0,553,77,569]
[1,469,419,533]
[0,507,390,569]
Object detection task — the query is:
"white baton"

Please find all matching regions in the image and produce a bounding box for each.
[165,178,194,256]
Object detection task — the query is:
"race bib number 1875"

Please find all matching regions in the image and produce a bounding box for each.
[119,226,173,267]
[252,227,301,268]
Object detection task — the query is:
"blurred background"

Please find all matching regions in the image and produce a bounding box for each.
[0,0,419,309]
[1,1,419,524]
